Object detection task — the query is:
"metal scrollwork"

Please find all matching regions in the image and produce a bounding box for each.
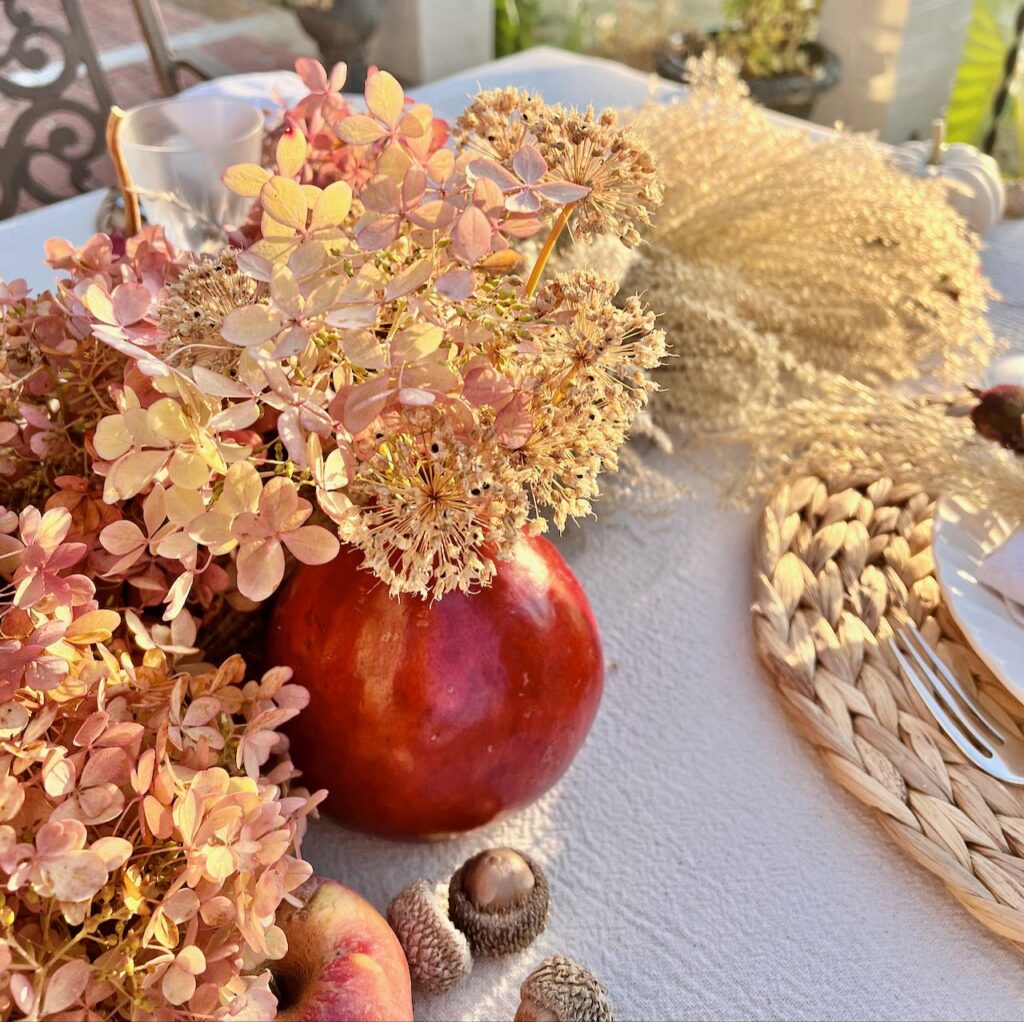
[0,0,114,217]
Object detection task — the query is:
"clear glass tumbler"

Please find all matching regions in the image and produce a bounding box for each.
[119,96,264,254]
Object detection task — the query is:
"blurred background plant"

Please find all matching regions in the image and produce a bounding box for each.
[946,0,1024,176]
[716,0,821,77]
[495,0,591,56]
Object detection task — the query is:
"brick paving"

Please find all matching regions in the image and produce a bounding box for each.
[1,0,310,214]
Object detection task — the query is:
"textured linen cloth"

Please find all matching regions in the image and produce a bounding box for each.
[2,47,1024,1022]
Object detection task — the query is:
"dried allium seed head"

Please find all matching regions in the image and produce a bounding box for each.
[347,411,530,601]
[158,249,263,372]
[454,86,549,159]
[533,105,663,247]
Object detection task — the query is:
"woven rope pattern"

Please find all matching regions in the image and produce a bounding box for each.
[753,472,1024,947]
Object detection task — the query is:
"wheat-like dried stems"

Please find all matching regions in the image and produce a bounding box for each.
[624,61,999,449]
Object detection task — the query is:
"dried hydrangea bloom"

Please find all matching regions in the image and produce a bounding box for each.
[0,517,324,1018]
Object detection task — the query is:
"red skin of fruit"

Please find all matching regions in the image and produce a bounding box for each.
[273,876,413,1022]
[267,534,604,838]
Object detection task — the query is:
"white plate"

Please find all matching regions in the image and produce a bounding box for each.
[933,495,1024,702]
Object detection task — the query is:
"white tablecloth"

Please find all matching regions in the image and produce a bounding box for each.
[3,47,1024,1022]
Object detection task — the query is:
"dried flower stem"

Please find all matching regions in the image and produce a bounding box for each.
[526,202,575,297]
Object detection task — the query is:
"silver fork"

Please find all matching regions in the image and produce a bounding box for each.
[887,621,1024,784]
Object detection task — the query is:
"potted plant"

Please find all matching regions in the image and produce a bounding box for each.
[658,0,841,119]
[279,0,380,89]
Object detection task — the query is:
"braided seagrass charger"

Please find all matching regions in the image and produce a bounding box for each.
[753,470,1024,949]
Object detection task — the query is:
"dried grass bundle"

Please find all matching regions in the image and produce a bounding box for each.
[627,57,1000,433]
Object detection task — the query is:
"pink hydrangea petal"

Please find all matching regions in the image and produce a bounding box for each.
[296,57,328,92]
[511,143,547,185]
[434,268,475,301]
[281,526,339,566]
[48,849,108,902]
[535,181,592,204]
[236,537,286,603]
[468,158,519,191]
[494,393,534,450]
[451,206,494,265]
[111,283,152,327]
[505,189,542,215]
[42,959,89,1016]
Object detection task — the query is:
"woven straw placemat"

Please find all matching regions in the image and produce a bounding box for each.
[753,471,1024,949]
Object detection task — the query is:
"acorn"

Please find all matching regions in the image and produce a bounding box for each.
[515,955,614,1022]
[969,384,1024,453]
[387,879,472,994]
[448,847,549,957]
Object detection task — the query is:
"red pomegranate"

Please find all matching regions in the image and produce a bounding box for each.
[266,534,603,839]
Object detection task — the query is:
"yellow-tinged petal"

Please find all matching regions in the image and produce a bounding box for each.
[82,283,115,325]
[221,305,286,347]
[93,414,133,461]
[336,114,387,145]
[168,448,211,490]
[165,486,206,527]
[106,450,170,502]
[377,144,413,183]
[259,176,309,231]
[177,946,206,975]
[203,843,237,881]
[398,102,432,139]
[222,163,271,198]
[276,126,307,179]
[310,180,352,230]
[391,322,443,364]
[147,398,191,443]
[91,836,133,870]
[365,69,404,126]
[65,610,121,645]
[154,911,180,950]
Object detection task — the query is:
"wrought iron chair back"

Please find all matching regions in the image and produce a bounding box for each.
[130,0,217,97]
[0,0,115,217]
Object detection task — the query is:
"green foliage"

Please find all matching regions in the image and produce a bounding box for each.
[495,0,541,56]
[946,0,1023,175]
[718,0,822,78]
[494,0,591,57]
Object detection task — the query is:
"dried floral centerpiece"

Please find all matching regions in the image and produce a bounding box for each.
[0,57,666,1004]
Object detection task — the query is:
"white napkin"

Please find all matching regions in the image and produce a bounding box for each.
[978,528,1024,624]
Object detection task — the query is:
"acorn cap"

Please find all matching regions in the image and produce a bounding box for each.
[387,879,472,994]
[515,955,614,1022]
[448,848,549,957]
